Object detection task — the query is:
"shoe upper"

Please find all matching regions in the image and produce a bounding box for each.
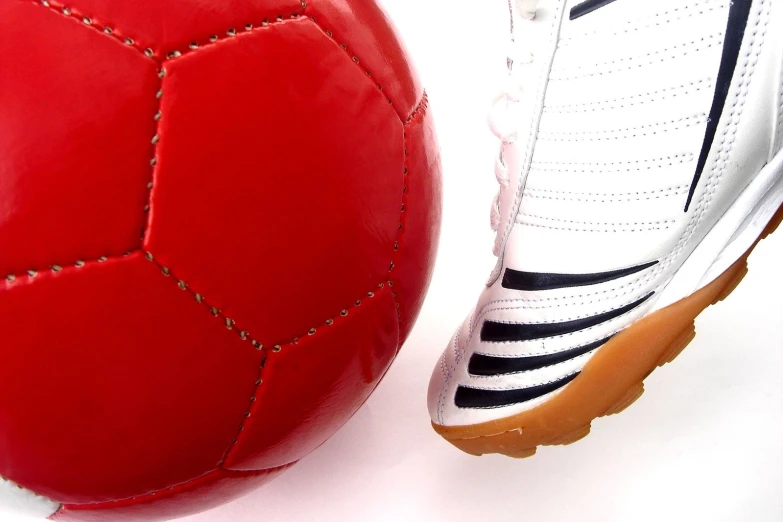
[430,0,783,427]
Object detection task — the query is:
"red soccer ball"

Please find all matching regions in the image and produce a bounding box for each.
[0,0,441,519]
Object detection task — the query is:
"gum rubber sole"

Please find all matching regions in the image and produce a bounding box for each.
[432,204,783,458]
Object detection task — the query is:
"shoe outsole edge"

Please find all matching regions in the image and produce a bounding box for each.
[432,203,783,458]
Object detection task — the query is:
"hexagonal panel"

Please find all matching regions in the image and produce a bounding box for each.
[0,2,159,277]
[146,18,404,346]
[0,254,263,503]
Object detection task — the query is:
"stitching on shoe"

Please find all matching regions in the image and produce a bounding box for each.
[440,1,769,418]
[438,331,461,424]
[550,33,724,81]
[469,295,656,347]
[519,215,676,227]
[524,185,689,203]
[478,293,653,326]
[664,0,769,287]
[472,326,625,359]
[531,153,694,169]
[476,277,655,312]
[517,215,675,233]
[559,0,730,44]
[496,0,770,322]
[491,0,566,284]
[537,114,707,142]
[544,79,714,113]
[461,369,583,392]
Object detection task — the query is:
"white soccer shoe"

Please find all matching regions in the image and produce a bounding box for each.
[428,0,783,457]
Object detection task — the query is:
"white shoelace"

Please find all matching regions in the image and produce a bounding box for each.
[489,0,539,255]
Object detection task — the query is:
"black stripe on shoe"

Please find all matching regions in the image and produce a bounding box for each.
[502,261,658,291]
[570,0,619,20]
[481,293,653,343]
[469,336,612,376]
[684,0,753,211]
[455,372,580,409]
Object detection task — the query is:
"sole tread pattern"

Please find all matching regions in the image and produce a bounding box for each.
[603,382,645,417]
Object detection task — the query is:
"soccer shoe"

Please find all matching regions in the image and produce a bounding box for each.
[428,0,783,457]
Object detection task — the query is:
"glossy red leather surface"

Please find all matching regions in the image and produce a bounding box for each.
[306,0,424,120]
[0,0,440,517]
[225,286,399,470]
[0,2,157,277]
[145,17,404,348]
[51,465,294,522]
[0,254,263,503]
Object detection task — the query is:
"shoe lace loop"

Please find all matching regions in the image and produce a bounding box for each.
[489,0,538,253]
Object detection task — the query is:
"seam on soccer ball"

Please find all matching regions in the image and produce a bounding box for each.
[3,252,135,284]
[143,251,387,355]
[56,463,295,509]
[31,0,153,56]
[141,250,389,464]
[385,94,430,327]
[0,473,59,511]
[142,251,267,350]
[140,68,165,241]
[306,12,394,107]
[404,93,430,126]
[218,282,389,465]
[158,5,308,61]
[30,0,308,61]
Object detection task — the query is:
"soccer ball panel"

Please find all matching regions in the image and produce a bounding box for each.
[0,0,441,518]
[0,2,158,277]
[0,255,263,503]
[145,19,404,347]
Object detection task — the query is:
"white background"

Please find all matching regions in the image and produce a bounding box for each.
[9,1,783,521]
